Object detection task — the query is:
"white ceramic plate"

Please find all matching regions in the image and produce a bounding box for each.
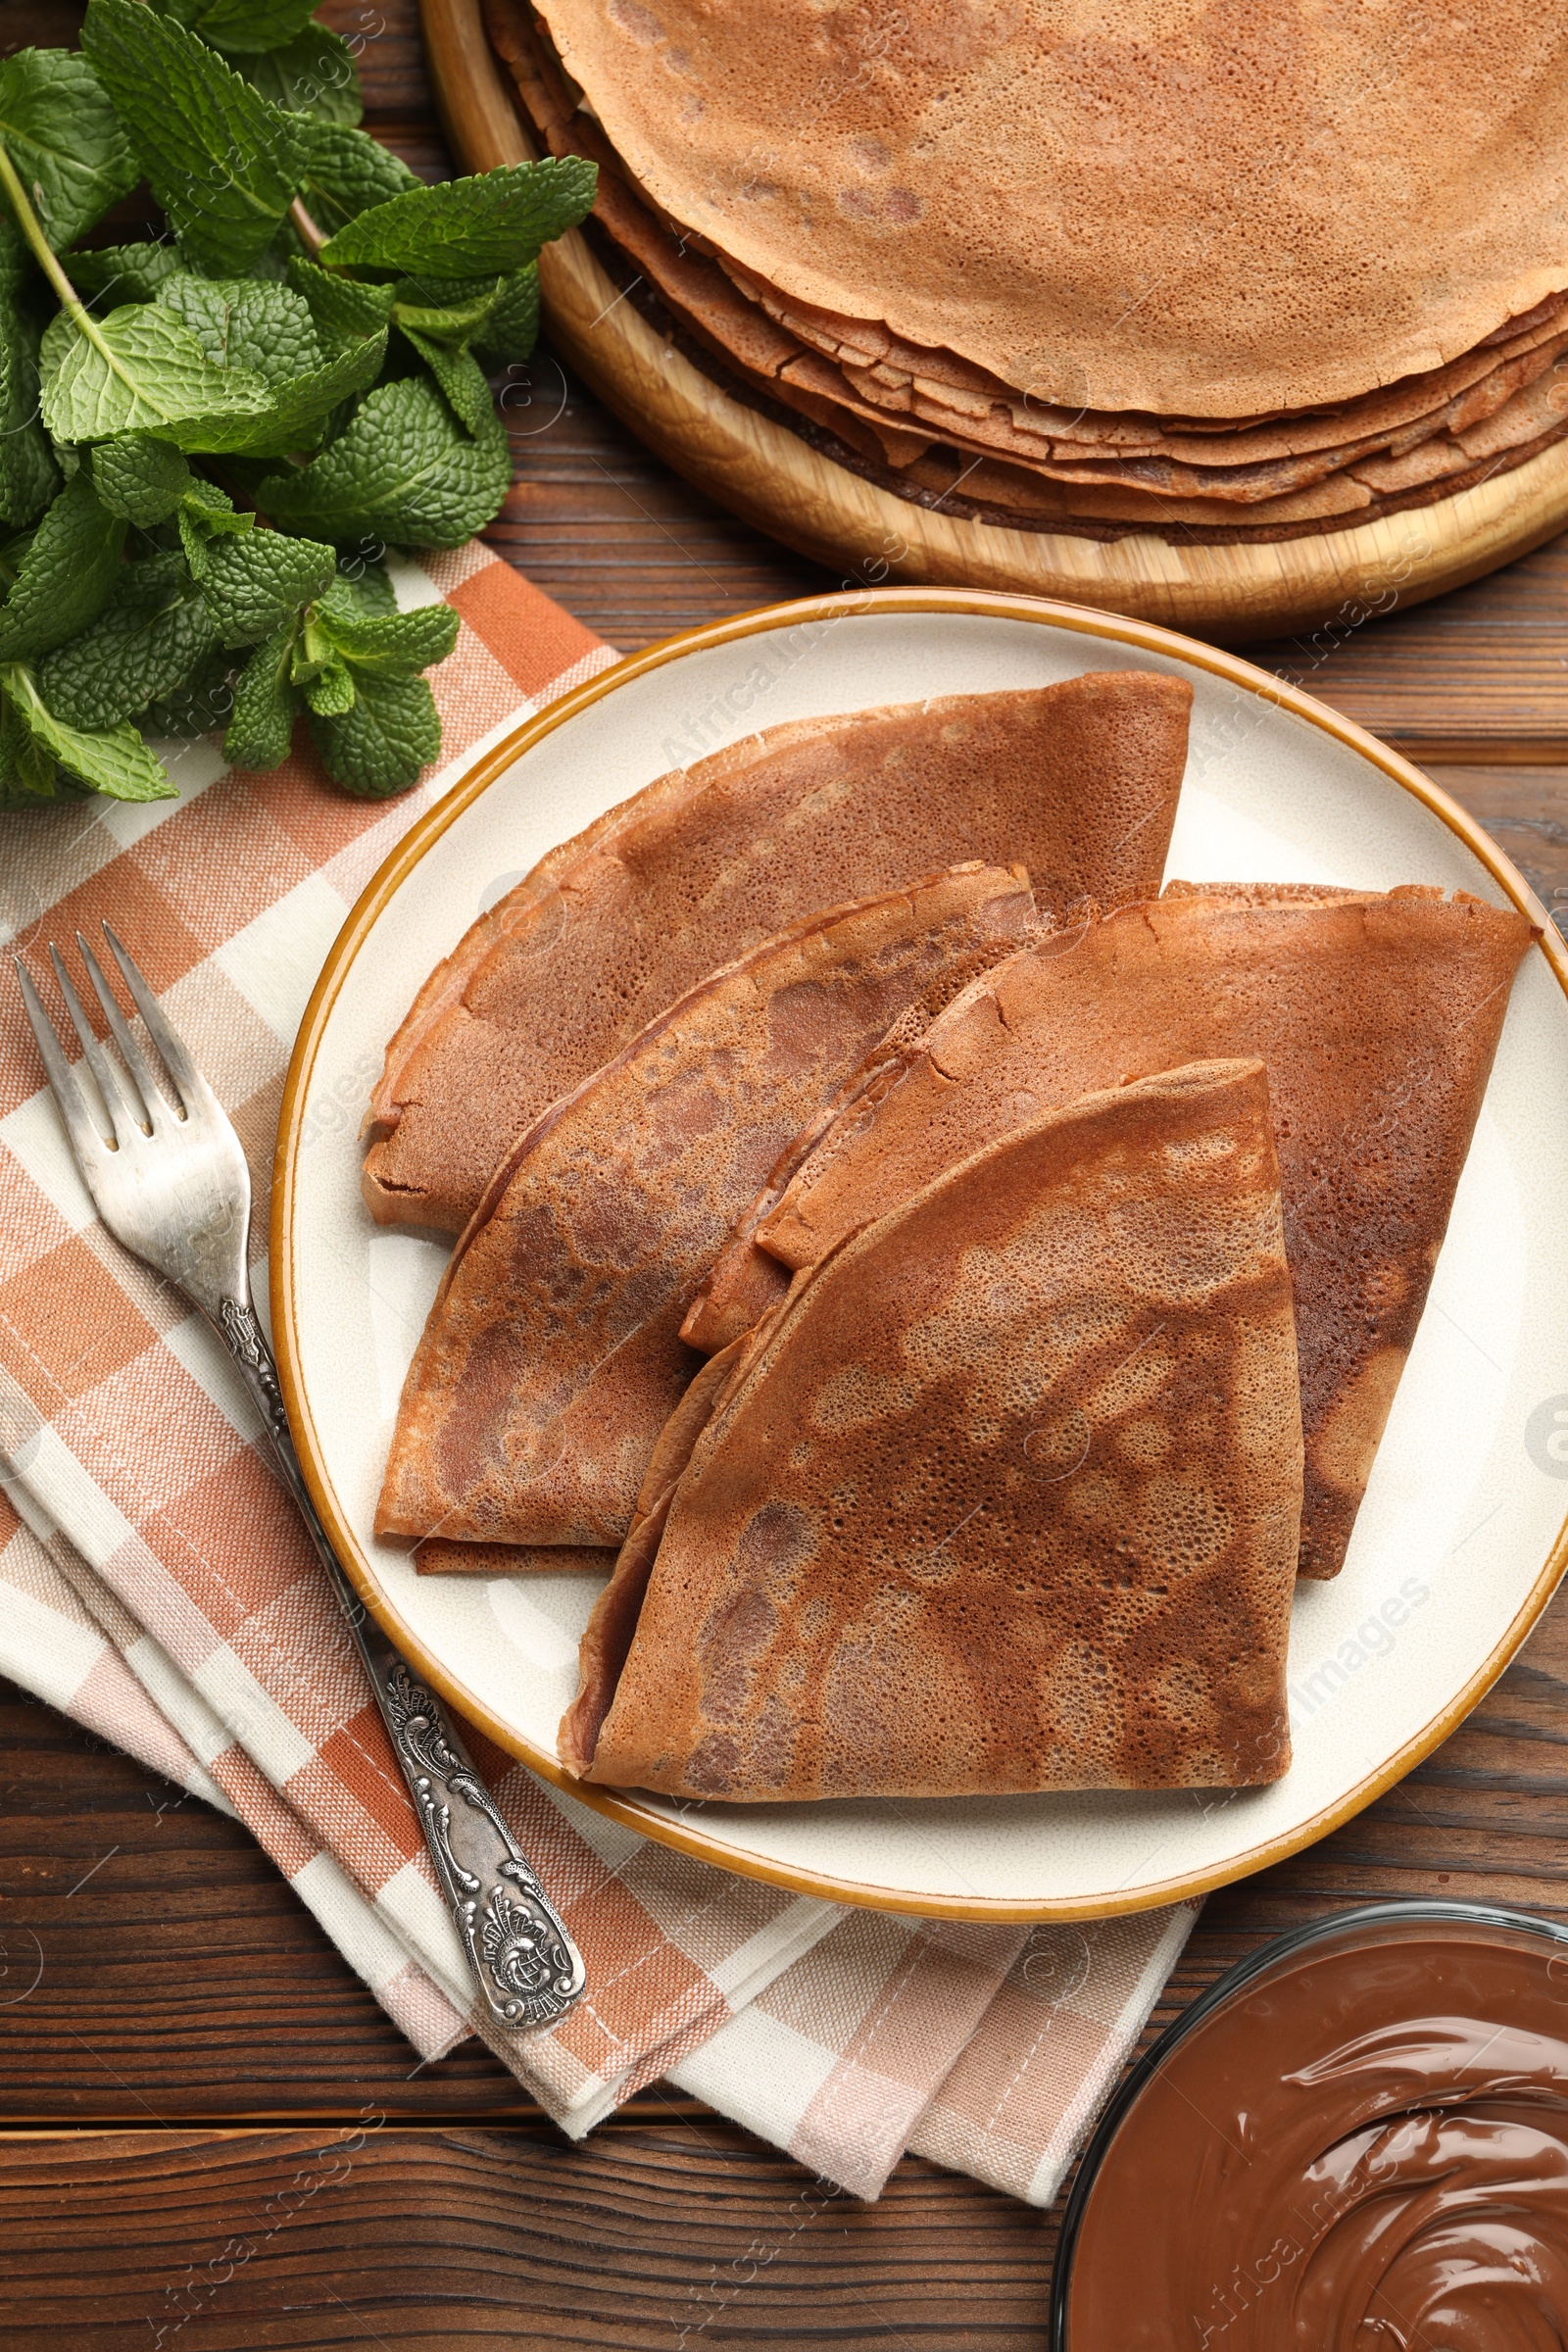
[273,588,1568,1920]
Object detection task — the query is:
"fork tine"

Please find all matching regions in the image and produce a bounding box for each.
[75,930,169,1135]
[47,944,144,1150]
[13,958,115,1180]
[100,922,216,1117]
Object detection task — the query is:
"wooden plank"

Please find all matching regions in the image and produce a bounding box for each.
[1250,536,1568,761]
[490,376,830,652]
[0,2126,1052,2350]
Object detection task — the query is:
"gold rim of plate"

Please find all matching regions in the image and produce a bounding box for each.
[271,584,1568,1920]
[419,0,1568,645]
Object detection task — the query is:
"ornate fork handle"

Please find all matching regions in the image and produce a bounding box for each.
[218,1299,586,2032]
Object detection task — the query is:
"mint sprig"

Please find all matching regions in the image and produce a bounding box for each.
[81,3,309,275]
[0,3,596,809]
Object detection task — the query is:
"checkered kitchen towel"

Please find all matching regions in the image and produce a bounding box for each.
[0,540,1195,2200]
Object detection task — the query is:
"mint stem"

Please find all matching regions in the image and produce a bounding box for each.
[289,197,327,262]
[0,137,85,317]
[0,129,175,408]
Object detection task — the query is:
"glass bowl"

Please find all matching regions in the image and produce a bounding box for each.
[1051,1897,1568,2349]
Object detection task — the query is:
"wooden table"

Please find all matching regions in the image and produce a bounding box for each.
[5,6,1568,2343]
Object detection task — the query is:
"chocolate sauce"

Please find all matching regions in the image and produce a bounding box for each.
[1065,1919,1568,2348]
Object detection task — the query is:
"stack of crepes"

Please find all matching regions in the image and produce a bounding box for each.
[368,674,1536,1806]
[481,0,1568,543]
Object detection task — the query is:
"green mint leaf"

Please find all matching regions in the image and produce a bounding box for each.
[0,472,126,662]
[36,552,218,730]
[303,654,355,715]
[0,286,58,529]
[176,510,212,577]
[175,480,253,577]
[90,435,192,525]
[473,266,539,366]
[238,24,362,123]
[144,643,234,739]
[40,301,273,443]
[308,667,437,796]
[163,0,322,56]
[391,281,502,345]
[387,270,507,432]
[0,48,138,253]
[388,267,542,369]
[81,0,310,274]
[322,557,396,617]
[66,241,184,307]
[0,687,65,805]
[318,157,596,276]
[0,525,37,587]
[159,272,323,387]
[286,256,395,354]
[182,477,254,534]
[289,611,331,680]
[315,590,459,676]
[198,526,336,646]
[293,119,418,240]
[0,772,82,811]
[223,622,297,768]
[149,272,385,455]
[400,328,494,436]
[185,327,387,459]
[254,375,511,547]
[0,219,24,304]
[0,215,26,300]
[2,661,176,802]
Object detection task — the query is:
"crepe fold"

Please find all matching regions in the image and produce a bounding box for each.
[564,1059,1303,1801]
[363,674,1190,1233]
[375,862,1039,1550]
[531,0,1568,421]
[689,884,1534,1582]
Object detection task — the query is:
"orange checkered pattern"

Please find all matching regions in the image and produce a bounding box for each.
[0,547,1193,2194]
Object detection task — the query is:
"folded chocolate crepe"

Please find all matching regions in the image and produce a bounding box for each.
[362,673,1191,1232]
[563,1060,1304,1801]
[687,884,1535,1581]
[375,862,1038,1550]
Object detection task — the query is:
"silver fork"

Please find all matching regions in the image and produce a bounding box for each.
[15,924,585,2034]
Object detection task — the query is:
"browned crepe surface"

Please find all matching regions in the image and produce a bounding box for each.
[490,0,1568,544]
[375,863,1038,1549]
[574,1060,1303,1801]
[709,884,1533,1583]
[363,674,1190,1232]
[559,1333,749,1773]
[504,0,1568,469]
[530,1,1568,420]
[413,1540,609,1574]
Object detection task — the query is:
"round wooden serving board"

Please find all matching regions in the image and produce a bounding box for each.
[423,0,1568,643]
